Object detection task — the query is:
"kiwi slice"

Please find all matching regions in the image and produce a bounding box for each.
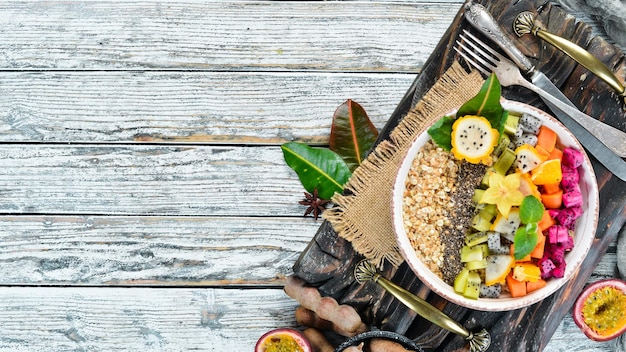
[493,148,516,175]
[493,134,511,157]
[465,231,489,246]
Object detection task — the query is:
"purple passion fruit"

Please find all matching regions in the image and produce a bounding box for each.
[573,278,626,341]
[255,328,312,352]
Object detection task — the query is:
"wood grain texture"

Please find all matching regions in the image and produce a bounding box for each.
[0,1,460,72]
[0,287,299,351]
[0,287,619,352]
[0,72,413,144]
[0,1,621,352]
[0,145,309,216]
[0,215,319,285]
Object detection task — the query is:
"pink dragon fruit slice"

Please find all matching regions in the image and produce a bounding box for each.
[548,208,561,219]
[550,248,568,278]
[549,245,566,266]
[539,257,556,279]
[563,189,583,208]
[564,182,581,194]
[562,147,584,168]
[561,167,580,192]
[555,206,583,229]
[561,234,574,251]
[557,226,570,243]
[548,225,569,244]
[551,265,566,278]
[554,206,582,228]
[544,239,566,263]
[568,205,583,219]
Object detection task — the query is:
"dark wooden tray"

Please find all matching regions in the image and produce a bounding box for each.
[293,0,626,351]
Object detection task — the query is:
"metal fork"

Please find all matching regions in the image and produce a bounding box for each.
[454,30,626,158]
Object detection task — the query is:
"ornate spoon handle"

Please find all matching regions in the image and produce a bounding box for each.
[354,260,491,352]
[514,11,626,104]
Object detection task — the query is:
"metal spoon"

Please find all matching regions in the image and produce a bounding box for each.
[354,260,491,352]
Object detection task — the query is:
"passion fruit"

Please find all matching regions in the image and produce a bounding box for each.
[573,278,626,341]
[255,328,312,352]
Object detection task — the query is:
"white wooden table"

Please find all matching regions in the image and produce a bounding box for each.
[0,1,622,351]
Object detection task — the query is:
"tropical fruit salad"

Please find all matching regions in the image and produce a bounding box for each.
[402,75,586,300]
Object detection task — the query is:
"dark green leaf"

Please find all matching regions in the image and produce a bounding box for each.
[427,115,455,151]
[519,195,545,224]
[456,73,505,133]
[281,142,352,200]
[330,100,379,172]
[513,225,539,260]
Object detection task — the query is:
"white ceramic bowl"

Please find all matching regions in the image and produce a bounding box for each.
[392,99,599,311]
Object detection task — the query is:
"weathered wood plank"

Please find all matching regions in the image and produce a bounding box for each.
[0,213,617,350]
[0,1,461,71]
[0,215,319,286]
[0,2,620,352]
[0,145,314,216]
[0,286,617,352]
[0,72,413,144]
[0,287,299,351]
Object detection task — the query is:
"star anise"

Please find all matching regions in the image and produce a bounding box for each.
[298,188,330,220]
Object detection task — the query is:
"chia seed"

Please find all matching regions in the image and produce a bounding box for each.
[439,161,486,285]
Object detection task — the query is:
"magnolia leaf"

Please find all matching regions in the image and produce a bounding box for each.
[427,115,455,151]
[519,195,545,224]
[281,142,351,200]
[514,224,539,260]
[456,73,505,134]
[330,99,379,172]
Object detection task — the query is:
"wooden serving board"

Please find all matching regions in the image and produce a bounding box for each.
[293,0,626,351]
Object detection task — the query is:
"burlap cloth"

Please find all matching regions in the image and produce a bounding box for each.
[323,62,485,268]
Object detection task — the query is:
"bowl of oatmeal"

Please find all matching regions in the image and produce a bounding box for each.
[391,99,599,311]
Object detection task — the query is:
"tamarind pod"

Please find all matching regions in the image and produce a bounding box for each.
[285,276,366,336]
[296,306,366,338]
[295,307,333,331]
[316,297,364,336]
[370,338,413,352]
[284,276,323,311]
[302,328,334,352]
[335,305,367,335]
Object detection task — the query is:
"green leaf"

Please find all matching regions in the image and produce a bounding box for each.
[281,142,352,200]
[456,73,505,133]
[519,195,545,224]
[514,224,539,260]
[330,99,379,172]
[426,74,505,149]
[427,115,455,151]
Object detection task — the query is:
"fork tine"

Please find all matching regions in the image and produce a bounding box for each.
[454,46,489,76]
[455,39,499,73]
[460,29,508,62]
[457,37,498,69]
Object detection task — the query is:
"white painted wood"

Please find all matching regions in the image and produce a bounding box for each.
[0,287,300,351]
[0,286,618,352]
[0,145,309,215]
[0,72,414,144]
[0,1,461,71]
[0,215,319,285]
[0,1,620,351]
